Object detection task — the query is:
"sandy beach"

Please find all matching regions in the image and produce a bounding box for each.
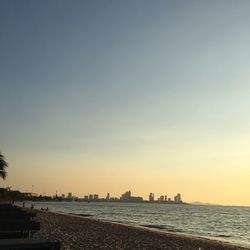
[33,211,249,250]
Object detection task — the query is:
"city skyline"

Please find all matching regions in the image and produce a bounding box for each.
[1,0,250,206]
[21,188,183,204]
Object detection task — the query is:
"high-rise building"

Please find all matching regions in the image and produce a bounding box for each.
[174,193,182,203]
[89,194,93,200]
[158,195,164,202]
[120,190,143,202]
[149,193,154,202]
[67,192,72,199]
[93,194,99,200]
[120,191,131,201]
[106,193,110,200]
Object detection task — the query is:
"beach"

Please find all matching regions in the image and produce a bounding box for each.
[34,211,249,250]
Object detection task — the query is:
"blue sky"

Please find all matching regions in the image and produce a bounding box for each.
[0,1,250,204]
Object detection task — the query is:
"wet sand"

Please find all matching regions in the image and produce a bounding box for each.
[34,211,249,250]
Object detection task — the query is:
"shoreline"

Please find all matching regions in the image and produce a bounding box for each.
[54,211,243,247]
[33,210,250,250]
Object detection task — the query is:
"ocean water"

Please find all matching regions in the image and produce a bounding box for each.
[22,201,250,248]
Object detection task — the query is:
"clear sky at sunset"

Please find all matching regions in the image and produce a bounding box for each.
[0,0,250,205]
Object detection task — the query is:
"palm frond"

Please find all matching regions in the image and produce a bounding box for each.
[0,170,7,179]
[0,152,8,180]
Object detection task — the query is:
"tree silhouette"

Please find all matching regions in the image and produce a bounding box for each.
[0,152,8,180]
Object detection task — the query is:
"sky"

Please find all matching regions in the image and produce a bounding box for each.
[0,0,250,206]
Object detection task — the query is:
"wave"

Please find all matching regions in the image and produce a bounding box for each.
[140,224,183,233]
[216,234,231,238]
[69,213,93,217]
[140,224,166,230]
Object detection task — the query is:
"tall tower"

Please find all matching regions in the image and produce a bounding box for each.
[106,193,110,200]
[149,193,154,202]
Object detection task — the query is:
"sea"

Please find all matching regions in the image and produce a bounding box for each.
[21,201,250,248]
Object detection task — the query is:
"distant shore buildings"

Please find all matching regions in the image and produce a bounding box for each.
[78,190,183,204]
[3,186,184,204]
[120,191,143,202]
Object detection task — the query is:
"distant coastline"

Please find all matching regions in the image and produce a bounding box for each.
[24,198,188,205]
[1,187,185,204]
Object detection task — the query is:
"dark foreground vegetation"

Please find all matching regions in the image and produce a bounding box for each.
[0,188,24,201]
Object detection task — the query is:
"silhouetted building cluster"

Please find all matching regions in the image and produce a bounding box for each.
[38,191,184,203]
[8,187,184,204]
[83,194,99,201]
[120,191,143,202]
[148,192,182,204]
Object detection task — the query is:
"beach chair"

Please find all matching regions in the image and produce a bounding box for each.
[0,220,40,239]
[0,205,40,239]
